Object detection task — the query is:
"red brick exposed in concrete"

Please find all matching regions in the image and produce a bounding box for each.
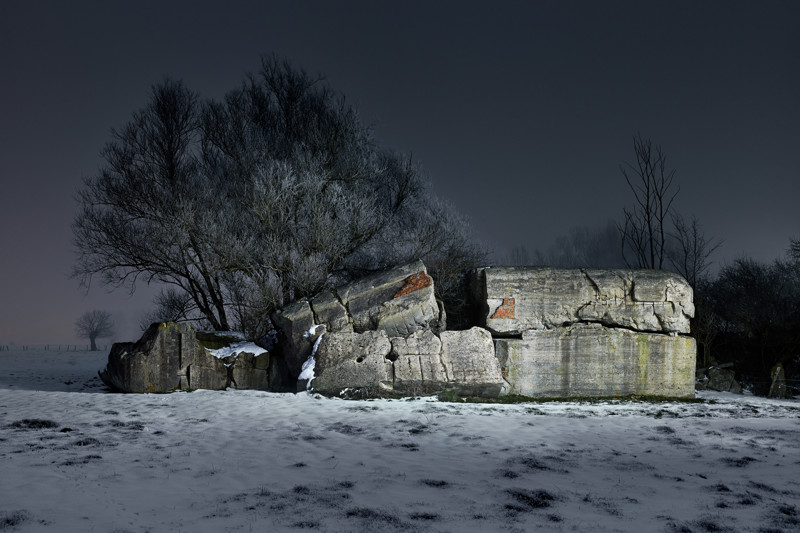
[491,298,515,319]
[393,271,433,298]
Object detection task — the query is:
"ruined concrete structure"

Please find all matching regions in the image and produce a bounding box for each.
[100,261,697,398]
[476,267,696,398]
[100,322,228,393]
[99,324,269,393]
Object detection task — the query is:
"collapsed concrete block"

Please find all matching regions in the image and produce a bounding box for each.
[494,323,696,398]
[100,322,227,393]
[439,327,507,397]
[337,260,441,336]
[225,351,270,390]
[310,291,351,332]
[474,267,694,336]
[271,261,443,388]
[390,330,446,393]
[310,331,394,396]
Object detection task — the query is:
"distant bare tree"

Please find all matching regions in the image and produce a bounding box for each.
[75,310,114,350]
[667,214,723,288]
[619,135,679,269]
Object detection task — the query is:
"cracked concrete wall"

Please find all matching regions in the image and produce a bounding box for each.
[390,330,447,393]
[474,267,696,399]
[100,322,229,393]
[271,260,443,388]
[494,323,697,398]
[475,267,694,335]
[335,259,439,334]
[310,331,395,396]
[310,328,506,398]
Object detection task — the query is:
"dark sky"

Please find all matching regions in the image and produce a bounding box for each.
[1,0,798,345]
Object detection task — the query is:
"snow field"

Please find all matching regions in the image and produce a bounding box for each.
[1,349,799,532]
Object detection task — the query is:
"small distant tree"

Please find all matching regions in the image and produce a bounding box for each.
[75,310,115,350]
[619,135,679,269]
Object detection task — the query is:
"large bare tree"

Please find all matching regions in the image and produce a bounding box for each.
[619,135,679,269]
[75,310,114,350]
[74,57,484,338]
[72,80,234,330]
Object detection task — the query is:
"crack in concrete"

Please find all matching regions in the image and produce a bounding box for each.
[581,269,602,298]
[308,299,321,328]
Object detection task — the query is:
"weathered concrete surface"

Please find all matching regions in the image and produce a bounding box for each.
[474,267,694,335]
[309,291,351,333]
[494,323,696,398]
[223,351,270,390]
[271,261,443,388]
[100,322,227,393]
[308,327,506,398]
[439,327,507,397]
[195,330,246,350]
[338,260,441,336]
[310,331,393,396]
[390,330,447,394]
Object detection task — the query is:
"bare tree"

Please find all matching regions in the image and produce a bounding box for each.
[72,80,233,330]
[137,288,197,331]
[619,135,679,269]
[75,310,114,350]
[667,214,723,288]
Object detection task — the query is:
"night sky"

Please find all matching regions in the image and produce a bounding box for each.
[1,1,798,345]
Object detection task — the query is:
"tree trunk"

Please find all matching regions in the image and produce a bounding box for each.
[90,336,97,351]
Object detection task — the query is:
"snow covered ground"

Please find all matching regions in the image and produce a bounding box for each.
[1,349,799,533]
